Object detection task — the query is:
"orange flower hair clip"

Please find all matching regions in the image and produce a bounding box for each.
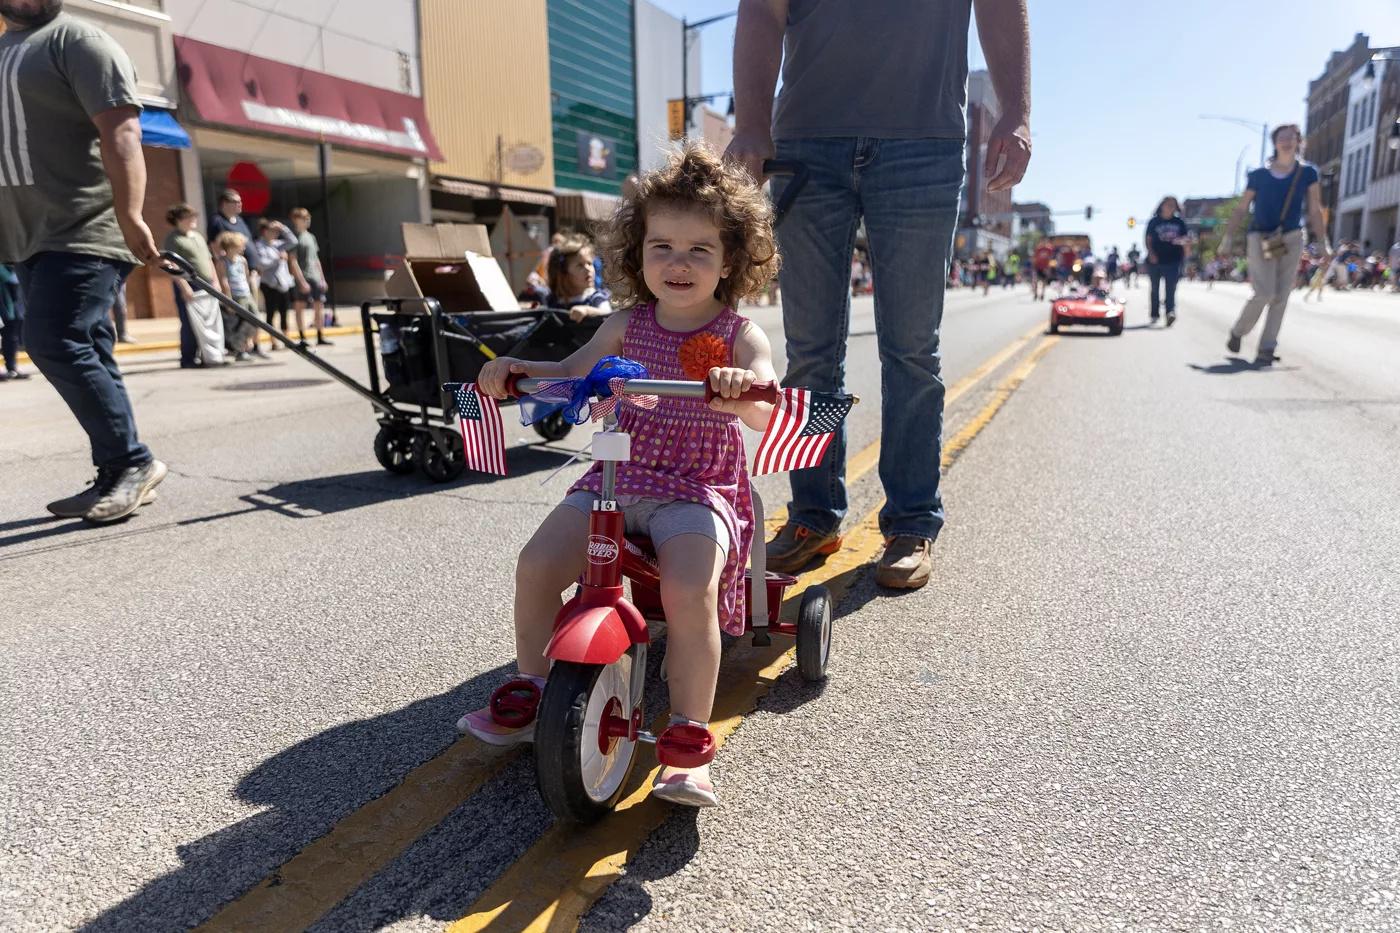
[677,332,730,381]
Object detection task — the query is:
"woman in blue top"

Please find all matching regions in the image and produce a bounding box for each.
[1218,124,1331,364]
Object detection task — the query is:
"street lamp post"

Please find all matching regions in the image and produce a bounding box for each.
[682,11,738,138]
[1201,115,1270,169]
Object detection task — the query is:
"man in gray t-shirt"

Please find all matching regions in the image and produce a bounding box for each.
[0,0,167,522]
[728,0,1031,589]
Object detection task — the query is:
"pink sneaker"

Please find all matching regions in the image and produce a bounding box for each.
[652,768,718,808]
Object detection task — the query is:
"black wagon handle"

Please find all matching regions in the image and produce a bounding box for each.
[761,159,809,227]
[159,250,199,281]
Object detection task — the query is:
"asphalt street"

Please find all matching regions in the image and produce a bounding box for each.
[2,282,1398,932]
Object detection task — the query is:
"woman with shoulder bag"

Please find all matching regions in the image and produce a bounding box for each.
[1217,124,1330,364]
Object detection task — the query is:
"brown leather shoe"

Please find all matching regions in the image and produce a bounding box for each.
[874,536,932,589]
[766,522,843,574]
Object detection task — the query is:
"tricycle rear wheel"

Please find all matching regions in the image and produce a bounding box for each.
[534,650,643,822]
[795,585,832,682]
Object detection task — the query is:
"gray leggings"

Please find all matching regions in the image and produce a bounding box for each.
[561,492,729,555]
[1231,230,1305,352]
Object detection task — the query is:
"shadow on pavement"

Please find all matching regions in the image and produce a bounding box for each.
[0,448,577,552]
[244,448,574,518]
[0,514,64,535]
[1187,357,1295,375]
[76,663,517,933]
[575,808,702,933]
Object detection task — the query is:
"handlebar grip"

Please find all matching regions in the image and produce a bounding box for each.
[704,379,779,405]
[159,250,197,279]
[761,160,809,227]
[503,372,531,398]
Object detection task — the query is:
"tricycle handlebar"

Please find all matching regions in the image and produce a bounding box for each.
[506,374,780,405]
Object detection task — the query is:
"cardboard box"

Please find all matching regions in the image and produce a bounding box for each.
[385,223,521,313]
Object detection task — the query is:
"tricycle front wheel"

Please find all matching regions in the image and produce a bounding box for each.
[533,649,643,822]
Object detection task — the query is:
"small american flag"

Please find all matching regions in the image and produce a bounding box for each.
[450,383,507,475]
[752,388,853,475]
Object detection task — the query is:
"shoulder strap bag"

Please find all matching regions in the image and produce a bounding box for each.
[1259,164,1303,260]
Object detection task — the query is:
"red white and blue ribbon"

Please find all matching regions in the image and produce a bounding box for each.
[589,377,659,421]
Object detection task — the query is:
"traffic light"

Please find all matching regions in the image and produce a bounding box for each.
[1085,206,1093,220]
[1128,217,1136,229]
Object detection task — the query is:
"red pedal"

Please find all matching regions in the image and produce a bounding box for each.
[489,680,541,728]
[655,724,716,767]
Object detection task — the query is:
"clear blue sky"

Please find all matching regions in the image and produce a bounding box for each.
[647,0,1400,253]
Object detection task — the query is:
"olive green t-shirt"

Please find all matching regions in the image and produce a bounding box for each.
[294,230,324,284]
[0,13,142,265]
[161,229,215,282]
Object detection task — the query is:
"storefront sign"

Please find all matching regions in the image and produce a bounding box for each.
[575,131,617,179]
[242,102,429,155]
[504,144,545,176]
[174,37,444,161]
[226,161,271,214]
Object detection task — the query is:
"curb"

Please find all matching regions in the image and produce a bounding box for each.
[15,324,366,366]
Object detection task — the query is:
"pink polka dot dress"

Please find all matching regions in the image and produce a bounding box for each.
[569,301,755,635]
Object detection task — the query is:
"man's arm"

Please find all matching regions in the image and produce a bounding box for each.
[93,107,160,266]
[725,0,788,182]
[973,0,1032,192]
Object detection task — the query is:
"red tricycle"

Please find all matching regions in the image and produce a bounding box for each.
[497,373,833,823]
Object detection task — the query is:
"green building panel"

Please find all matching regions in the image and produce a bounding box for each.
[549,0,636,195]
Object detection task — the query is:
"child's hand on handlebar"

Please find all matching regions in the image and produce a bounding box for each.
[477,357,536,399]
[707,367,757,412]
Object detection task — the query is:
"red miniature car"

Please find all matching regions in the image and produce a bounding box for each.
[1049,288,1124,336]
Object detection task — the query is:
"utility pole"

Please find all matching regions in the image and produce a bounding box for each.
[681,11,738,138]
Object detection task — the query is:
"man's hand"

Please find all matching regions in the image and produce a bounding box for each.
[984,112,1031,192]
[117,213,161,266]
[726,128,775,185]
[298,279,311,295]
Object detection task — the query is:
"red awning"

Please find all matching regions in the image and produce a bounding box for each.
[174,36,443,161]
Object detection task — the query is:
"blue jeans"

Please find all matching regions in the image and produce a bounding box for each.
[772,137,964,541]
[1146,261,1181,318]
[17,252,151,470]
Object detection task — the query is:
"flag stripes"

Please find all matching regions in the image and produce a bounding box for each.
[752,387,851,475]
[450,383,507,476]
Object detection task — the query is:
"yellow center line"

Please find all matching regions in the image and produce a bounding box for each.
[184,322,1053,933]
[765,320,1047,533]
[450,331,1060,933]
[192,740,518,933]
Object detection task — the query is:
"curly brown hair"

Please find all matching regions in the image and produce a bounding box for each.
[599,143,779,309]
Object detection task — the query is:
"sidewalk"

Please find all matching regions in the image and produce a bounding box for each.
[14,304,366,365]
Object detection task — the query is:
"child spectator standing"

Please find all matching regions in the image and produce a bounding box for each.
[162,204,226,367]
[214,232,265,361]
[289,208,332,347]
[249,219,298,349]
